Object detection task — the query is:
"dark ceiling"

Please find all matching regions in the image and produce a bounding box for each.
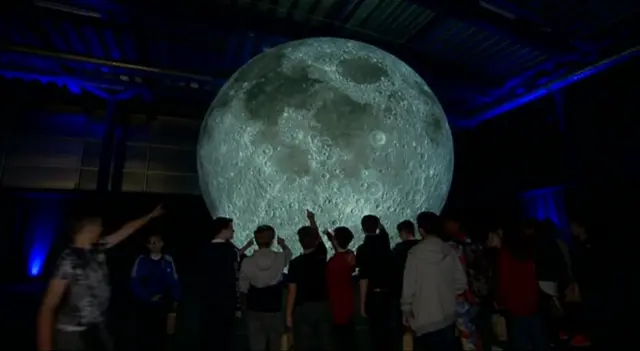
[1,0,639,126]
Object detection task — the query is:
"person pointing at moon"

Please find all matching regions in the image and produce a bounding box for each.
[286,210,333,351]
[356,215,393,351]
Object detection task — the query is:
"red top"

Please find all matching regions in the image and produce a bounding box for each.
[326,251,355,325]
[498,248,540,316]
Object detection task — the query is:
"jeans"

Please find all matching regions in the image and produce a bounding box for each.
[365,290,392,351]
[333,321,356,351]
[136,303,169,351]
[474,303,495,351]
[507,314,549,351]
[246,311,284,351]
[200,304,235,351]
[413,324,457,351]
[293,301,333,351]
[390,299,406,351]
[54,324,114,351]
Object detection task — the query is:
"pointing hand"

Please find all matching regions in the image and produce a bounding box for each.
[305,209,315,220]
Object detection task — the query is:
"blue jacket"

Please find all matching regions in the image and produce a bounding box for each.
[131,254,181,304]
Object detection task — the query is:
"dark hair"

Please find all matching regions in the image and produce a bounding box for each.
[416,211,442,237]
[72,216,102,236]
[333,226,354,250]
[361,215,380,234]
[297,226,317,250]
[254,225,276,248]
[522,218,538,232]
[212,217,233,238]
[503,230,533,261]
[146,234,163,242]
[536,218,560,239]
[396,220,415,236]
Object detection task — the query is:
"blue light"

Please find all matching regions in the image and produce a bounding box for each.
[459,46,639,128]
[0,70,85,95]
[521,186,569,239]
[0,70,146,101]
[24,193,64,277]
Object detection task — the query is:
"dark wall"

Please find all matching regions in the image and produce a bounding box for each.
[0,189,213,286]
[448,56,640,218]
[0,83,202,194]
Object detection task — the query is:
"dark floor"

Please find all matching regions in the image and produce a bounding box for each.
[2,282,376,351]
[3,282,590,351]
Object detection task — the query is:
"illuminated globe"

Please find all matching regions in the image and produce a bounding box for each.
[198,37,453,256]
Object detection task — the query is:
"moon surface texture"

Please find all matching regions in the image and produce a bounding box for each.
[198,37,453,256]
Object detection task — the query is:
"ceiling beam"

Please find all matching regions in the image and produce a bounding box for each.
[457,46,639,128]
[408,0,579,56]
[92,2,499,89]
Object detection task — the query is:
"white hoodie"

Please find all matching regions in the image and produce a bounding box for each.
[401,236,467,336]
[238,247,292,292]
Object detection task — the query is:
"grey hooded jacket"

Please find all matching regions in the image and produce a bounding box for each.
[401,236,467,336]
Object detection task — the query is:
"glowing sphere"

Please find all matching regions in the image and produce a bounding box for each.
[198,38,453,255]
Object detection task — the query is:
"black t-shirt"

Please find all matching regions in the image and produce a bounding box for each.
[201,241,239,309]
[356,230,392,290]
[288,242,328,306]
[391,239,420,298]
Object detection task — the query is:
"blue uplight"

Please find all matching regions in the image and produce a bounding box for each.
[521,186,569,239]
[24,193,64,277]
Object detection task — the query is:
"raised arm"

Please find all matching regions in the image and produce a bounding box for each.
[306,209,327,257]
[237,239,255,256]
[379,222,391,249]
[277,237,293,264]
[324,229,339,252]
[306,209,319,234]
[103,204,164,248]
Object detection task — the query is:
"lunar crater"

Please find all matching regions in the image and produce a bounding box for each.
[338,57,388,84]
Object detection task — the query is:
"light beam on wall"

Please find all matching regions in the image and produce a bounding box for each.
[24,193,64,277]
[521,186,569,239]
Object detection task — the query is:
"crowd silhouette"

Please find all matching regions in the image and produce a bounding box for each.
[36,204,599,351]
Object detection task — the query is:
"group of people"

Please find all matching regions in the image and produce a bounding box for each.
[198,209,470,351]
[35,202,595,351]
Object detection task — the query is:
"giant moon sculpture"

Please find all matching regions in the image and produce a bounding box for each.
[198,37,453,256]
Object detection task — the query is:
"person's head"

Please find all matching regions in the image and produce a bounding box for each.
[333,226,354,251]
[486,229,503,248]
[443,218,461,235]
[537,218,560,239]
[297,225,317,251]
[416,211,442,239]
[72,216,103,245]
[361,215,380,235]
[522,219,538,237]
[503,230,533,261]
[254,225,276,249]
[396,220,415,240]
[146,234,164,254]
[569,219,587,241]
[212,217,234,240]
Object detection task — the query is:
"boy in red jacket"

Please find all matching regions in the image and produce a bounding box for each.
[498,233,549,351]
[325,227,356,351]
